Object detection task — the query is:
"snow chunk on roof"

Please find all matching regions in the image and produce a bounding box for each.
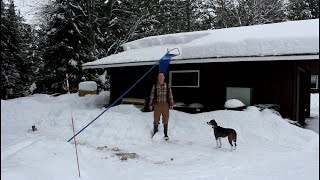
[122,31,210,50]
[83,19,319,68]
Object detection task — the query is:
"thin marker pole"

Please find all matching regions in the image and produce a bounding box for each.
[66,73,81,177]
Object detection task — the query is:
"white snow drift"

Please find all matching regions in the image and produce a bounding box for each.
[1,92,319,180]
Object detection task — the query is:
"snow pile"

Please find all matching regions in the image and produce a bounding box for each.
[1,92,319,180]
[224,99,245,108]
[306,93,319,134]
[188,103,204,108]
[83,19,319,68]
[174,102,187,107]
[79,81,97,91]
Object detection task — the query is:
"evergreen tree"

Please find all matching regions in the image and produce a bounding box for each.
[244,0,286,25]
[20,23,45,93]
[193,0,217,30]
[1,0,29,99]
[286,0,319,20]
[194,0,286,29]
[3,0,318,97]
[39,0,100,93]
[97,0,159,54]
[213,0,238,28]
[153,0,201,34]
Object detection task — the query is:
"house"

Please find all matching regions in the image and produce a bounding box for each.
[83,19,319,126]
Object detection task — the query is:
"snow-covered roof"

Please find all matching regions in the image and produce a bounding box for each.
[83,19,319,69]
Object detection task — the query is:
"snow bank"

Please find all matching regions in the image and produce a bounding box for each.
[1,92,319,180]
[2,92,317,150]
[79,81,97,91]
[1,91,109,128]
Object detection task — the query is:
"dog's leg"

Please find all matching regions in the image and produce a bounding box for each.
[228,136,234,150]
[216,138,219,148]
[218,138,222,148]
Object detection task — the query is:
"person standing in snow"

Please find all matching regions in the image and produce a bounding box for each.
[149,72,174,140]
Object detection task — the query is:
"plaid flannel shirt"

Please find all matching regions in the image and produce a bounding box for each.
[149,83,174,106]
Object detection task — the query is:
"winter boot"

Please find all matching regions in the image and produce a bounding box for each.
[153,125,158,136]
[164,124,169,140]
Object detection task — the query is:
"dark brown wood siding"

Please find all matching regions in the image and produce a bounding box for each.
[168,61,295,119]
[109,65,159,104]
[108,60,314,124]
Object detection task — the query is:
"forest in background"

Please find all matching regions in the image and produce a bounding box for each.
[1,0,319,99]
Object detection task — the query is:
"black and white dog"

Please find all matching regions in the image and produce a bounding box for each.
[207,119,237,150]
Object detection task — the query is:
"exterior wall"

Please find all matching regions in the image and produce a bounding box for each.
[294,61,315,124]
[109,65,159,104]
[168,61,295,119]
[109,60,313,124]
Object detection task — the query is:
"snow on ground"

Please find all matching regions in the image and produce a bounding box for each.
[1,92,319,180]
[306,93,319,134]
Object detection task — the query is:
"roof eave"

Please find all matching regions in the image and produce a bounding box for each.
[82,54,319,69]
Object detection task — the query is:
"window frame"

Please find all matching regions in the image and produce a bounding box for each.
[226,87,253,106]
[311,75,319,89]
[169,70,200,88]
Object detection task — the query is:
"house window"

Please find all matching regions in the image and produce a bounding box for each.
[169,70,200,87]
[226,87,252,106]
[311,75,318,89]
